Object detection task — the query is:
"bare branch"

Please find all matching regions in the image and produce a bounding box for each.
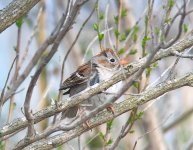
[163,107,193,132]
[22,73,193,149]
[1,33,193,139]
[0,56,17,116]
[0,0,40,32]
[110,108,138,150]
[23,0,89,139]
[171,51,193,59]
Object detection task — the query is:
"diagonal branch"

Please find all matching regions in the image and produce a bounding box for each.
[1,33,193,139]
[22,73,193,150]
[23,0,89,139]
[0,0,40,33]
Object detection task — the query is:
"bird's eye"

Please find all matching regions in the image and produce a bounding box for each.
[109,58,115,62]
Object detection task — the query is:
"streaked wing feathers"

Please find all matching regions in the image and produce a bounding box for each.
[59,62,96,90]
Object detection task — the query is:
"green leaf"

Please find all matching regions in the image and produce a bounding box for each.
[183,24,188,33]
[99,13,104,20]
[142,35,151,50]
[87,136,103,148]
[107,139,113,145]
[107,120,113,130]
[13,102,17,109]
[133,81,139,89]
[114,29,120,38]
[114,16,118,24]
[118,48,125,54]
[165,18,172,24]
[168,0,174,9]
[93,23,99,31]
[98,33,104,41]
[56,146,63,150]
[129,49,137,55]
[16,17,23,28]
[146,67,152,77]
[119,33,126,42]
[121,8,127,17]
[155,26,160,35]
[131,25,139,42]
[137,111,144,119]
[152,62,158,68]
[132,34,137,42]
[99,132,105,140]
[0,141,4,150]
[126,28,131,36]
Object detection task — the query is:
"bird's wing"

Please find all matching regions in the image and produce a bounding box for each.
[59,61,97,90]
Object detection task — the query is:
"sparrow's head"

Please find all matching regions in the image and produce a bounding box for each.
[93,48,120,71]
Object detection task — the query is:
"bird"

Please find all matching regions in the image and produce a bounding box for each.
[59,48,123,121]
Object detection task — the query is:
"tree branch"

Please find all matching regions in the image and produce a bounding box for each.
[1,33,193,139]
[22,73,193,149]
[0,0,40,33]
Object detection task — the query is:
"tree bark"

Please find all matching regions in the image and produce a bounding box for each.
[0,0,40,33]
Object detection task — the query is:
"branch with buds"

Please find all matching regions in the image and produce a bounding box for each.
[1,32,193,149]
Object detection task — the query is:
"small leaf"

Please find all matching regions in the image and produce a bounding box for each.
[165,18,172,24]
[183,24,188,33]
[133,81,139,89]
[107,120,113,130]
[131,25,139,42]
[13,102,17,109]
[126,28,131,36]
[99,132,105,140]
[118,48,125,55]
[114,29,120,38]
[107,139,113,145]
[137,111,144,119]
[16,17,23,28]
[129,49,137,55]
[152,62,158,68]
[132,34,137,42]
[99,13,104,20]
[142,35,151,50]
[56,146,63,150]
[121,8,127,17]
[0,141,4,149]
[98,33,104,41]
[114,16,118,24]
[146,67,152,77]
[168,0,174,9]
[93,23,99,31]
[119,33,126,42]
[155,26,160,35]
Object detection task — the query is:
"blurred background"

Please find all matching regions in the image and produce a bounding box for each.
[1,0,193,149]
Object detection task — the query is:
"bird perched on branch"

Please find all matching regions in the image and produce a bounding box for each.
[59,48,124,121]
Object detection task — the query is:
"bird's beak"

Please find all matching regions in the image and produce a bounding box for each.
[119,58,129,65]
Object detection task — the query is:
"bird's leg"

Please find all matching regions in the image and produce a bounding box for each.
[78,104,92,129]
[106,103,115,115]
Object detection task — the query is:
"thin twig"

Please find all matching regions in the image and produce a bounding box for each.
[110,108,138,150]
[1,33,193,140]
[116,0,122,51]
[18,7,43,71]
[0,56,17,118]
[22,0,88,140]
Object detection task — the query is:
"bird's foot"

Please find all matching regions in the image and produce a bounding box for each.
[106,103,115,115]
